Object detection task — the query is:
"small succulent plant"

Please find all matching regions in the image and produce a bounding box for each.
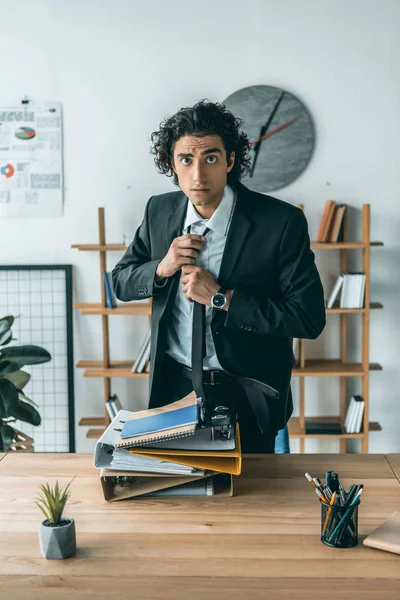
[35,480,73,526]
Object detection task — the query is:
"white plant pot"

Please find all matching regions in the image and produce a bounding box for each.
[39,517,76,559]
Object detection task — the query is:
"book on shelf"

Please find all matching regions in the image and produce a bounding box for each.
[305,421,342,435]
[316,201,346,243]
[326,275,344,308]
[344,395,365,433]
[339,273,366,309]
[103,272,117,308]
[105,394,123,419]
[326,273,365,309]
[317,200,335,242]
[328,204,346,242]
[132,329,151,373]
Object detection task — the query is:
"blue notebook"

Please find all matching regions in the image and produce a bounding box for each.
[120,403,198,439]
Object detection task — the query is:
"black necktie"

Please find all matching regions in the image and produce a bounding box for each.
[187,224,210,403]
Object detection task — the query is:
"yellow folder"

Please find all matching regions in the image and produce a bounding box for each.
[130,423,242,476]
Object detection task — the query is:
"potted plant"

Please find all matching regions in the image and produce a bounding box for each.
[0,315,51,451]
[36,479,76,559]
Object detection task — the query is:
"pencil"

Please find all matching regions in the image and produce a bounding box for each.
[322,491,337,536]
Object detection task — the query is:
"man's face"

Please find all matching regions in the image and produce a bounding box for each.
[171,135,235,210]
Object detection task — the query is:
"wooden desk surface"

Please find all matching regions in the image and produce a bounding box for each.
[0,453,399,600]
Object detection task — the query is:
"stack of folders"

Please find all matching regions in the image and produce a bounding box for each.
[344,395,365,434]
[326,273,366,309]
[132,329,151,373]
[103,272,117,308]
[316,201,346,243]
[94,391,241,501]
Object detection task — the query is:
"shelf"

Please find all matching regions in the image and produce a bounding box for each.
[76,360,149,378]
[74,302,151,315]
[71,244,127,251]
[326,302,383,314]
[86,428,105,439]
[311,241,383,249]
[73,242,384,252]
[292,360,382,377]
[78,417,105,427]
[288,417,382,438]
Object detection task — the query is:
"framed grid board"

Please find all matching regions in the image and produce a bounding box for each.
[0,265,75,452]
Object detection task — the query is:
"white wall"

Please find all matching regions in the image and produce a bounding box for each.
[0,0,398,453]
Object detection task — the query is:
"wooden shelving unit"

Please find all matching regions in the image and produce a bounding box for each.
[289,204,383,453]
[72,208,150,439]
[73,205,383,451]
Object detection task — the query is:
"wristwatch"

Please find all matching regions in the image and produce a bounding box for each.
[211,286,227,310]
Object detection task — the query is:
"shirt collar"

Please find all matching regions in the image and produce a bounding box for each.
[184,185,236,237]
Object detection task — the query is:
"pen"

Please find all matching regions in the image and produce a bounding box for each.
[322,491,337,536]
[328,487,363,544]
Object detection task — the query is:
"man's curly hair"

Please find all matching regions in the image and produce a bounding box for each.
[150,99,251,187]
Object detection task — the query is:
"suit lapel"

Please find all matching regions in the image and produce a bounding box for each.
[217,182,251,290]
[166,191,188,243]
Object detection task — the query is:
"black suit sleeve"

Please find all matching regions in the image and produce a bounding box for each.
[224,208,326,340]
[111,196,170,301]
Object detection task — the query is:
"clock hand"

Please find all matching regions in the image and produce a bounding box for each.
[250,115,301,146]
[250,91,285,177]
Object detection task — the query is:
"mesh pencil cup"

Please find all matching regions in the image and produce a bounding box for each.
[320,499,360,548]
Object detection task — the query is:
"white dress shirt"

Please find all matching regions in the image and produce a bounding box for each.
[165,184,237,369]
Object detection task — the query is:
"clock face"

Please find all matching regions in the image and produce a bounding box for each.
[222,85,315,193]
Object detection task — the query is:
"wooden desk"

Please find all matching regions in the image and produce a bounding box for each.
[0,453,399,599]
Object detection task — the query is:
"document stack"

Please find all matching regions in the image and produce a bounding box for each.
[94,391,241,501]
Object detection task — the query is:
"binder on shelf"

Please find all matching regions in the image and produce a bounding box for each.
[327,275,344,308]
[105,394,122,419]
[345,395,365,433]
[103,272,117,308]
[132,329,151,373]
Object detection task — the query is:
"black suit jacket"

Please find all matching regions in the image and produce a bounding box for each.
[111,181,326,430]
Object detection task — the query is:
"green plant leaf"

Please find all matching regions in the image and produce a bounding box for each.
[0,316,14,334]
[0,379,19,418]
[0,361,21,375]
[0,423,14,451]
[35,499,51,522]
[0,345,51,366]
[12,397,41,426]
[18,391,38,407]
[0,331,12,346]
[2,370,31,390]
[35,479,73,525]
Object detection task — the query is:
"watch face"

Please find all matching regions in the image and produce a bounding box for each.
[213,293,226,308]
[222,85,315,193]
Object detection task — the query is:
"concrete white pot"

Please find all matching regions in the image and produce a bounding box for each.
[39,517,76,559]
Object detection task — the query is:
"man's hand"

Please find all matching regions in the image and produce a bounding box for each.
[180,265,219,305]
[155,234,206,280]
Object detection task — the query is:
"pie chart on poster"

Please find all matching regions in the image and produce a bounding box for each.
[0,164,15,178]
[15,127,36,140]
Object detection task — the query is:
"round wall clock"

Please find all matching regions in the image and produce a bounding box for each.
[222,85,315,193]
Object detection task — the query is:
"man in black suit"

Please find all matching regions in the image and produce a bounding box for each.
[112,100,326,453]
